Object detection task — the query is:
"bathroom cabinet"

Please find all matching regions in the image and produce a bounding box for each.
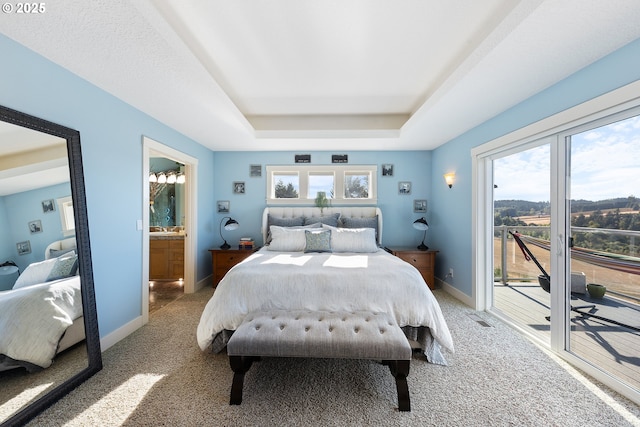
[150,238,184,280]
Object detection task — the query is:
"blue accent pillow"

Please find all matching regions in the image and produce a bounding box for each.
[303,213,340,227]
[46,255,78,282]
[304,229,332,253]
[266,215,305,244]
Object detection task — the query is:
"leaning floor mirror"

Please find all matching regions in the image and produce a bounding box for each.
[0,105,102,426]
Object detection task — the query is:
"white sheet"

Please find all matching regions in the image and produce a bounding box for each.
[0,276,82,369]
[197,248,454,360]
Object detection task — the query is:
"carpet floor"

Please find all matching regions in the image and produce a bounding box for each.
[27,287,640,426]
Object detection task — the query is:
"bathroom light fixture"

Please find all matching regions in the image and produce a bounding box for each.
[443,172,455,188]
[412,217,429,251]
[149,170,185,184]
[219,217,239,250]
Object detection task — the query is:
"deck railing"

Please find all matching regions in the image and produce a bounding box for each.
[494,225,640,302]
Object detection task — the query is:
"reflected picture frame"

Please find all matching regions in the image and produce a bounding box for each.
[16,240,31,255]
[398,181,411,195]
[42,199,55,213]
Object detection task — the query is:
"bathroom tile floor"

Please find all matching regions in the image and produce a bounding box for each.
[149,280,184,314]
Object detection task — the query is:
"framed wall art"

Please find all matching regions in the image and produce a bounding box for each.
[398,181,411,195]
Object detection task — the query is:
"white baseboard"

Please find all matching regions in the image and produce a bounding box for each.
[435,278,474,308]
[100,316,143,351]
[195,274,211,292]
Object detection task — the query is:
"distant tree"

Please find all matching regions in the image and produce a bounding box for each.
[344,176,368,198]
[274,179,298,198]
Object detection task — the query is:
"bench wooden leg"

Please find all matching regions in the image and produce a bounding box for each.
[387,359,411,412]
[229,355,254,405]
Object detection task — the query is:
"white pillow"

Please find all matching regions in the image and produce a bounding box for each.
[322,224,379,253]
[12,258,58,289]
[267,226,307,252]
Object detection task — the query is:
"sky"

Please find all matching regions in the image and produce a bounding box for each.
[494,114,640,202]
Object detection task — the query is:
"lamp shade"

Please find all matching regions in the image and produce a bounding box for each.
[224,218,239,231]
[413,217,429,230]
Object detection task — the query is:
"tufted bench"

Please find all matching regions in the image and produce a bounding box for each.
[226,310,412,411]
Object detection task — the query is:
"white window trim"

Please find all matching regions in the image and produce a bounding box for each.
[57,196,75,237]
[266,164,378,205]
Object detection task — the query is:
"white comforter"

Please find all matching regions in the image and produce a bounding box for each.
[197,248,454,361]
[0,276,82,369]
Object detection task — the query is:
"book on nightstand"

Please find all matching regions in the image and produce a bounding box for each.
[238,237,255,250]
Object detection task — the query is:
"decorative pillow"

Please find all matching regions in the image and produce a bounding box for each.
[267,226,308,251]
[340,215,378,243]
[322,224,378,253]
[304,229,332,253]
[266,215,306,244]
[12,257,58,289]
[46,255,79,282]
[303,213,340,227]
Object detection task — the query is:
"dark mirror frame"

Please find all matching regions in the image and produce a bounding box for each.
[0,105,102,427]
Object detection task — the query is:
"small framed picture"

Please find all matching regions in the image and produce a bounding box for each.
[382,164,394,177]
[398,181,412,195]
[414,200,427,213]
[233,181,246,194]
[17,240,31,255]
[217,200,230,213]
[28,220,43,234]
[250,164,262,177]
[42,199,55,213]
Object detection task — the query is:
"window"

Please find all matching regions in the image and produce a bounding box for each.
[267,165,377,205]
[57,196,75,236]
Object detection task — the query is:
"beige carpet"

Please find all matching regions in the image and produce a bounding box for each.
[27,287,640,426]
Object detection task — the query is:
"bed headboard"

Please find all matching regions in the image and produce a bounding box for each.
[262,207,383,245]
[44,237,77,259]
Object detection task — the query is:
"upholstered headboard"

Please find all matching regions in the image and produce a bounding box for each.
[262,207,383,245]
[44,237,77,259]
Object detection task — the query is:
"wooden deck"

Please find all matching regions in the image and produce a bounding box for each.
[494,282,640,393]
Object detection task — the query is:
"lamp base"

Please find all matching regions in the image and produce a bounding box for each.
[220,241,231,250]
[417,242,429,251]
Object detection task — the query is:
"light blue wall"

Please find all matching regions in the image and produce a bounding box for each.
[212,151,432,248]
[2,182,71,271]
[0,34,217,337]
[3,30,639,340]
[430,37,640,297]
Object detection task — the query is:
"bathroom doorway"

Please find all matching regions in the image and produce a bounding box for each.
[142,137,198,324]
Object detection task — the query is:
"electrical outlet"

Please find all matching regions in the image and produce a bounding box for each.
[449,268,454,278]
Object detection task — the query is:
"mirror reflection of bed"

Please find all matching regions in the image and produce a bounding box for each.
[0,116,93,424]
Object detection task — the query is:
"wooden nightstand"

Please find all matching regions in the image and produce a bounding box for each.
[209,248,258,287]
[388,248,438,290]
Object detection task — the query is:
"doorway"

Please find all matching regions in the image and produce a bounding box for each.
[142,137,198,324]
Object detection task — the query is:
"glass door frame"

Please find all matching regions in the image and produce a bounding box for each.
[471,81,640,405]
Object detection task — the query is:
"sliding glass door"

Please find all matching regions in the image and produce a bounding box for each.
[486,110,640,399]
[566,114,640,393]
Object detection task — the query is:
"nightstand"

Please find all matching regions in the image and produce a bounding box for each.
[388,248,438,290]
[209,248,259,287]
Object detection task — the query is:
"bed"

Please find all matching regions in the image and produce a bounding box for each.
[0,240,84,372]
[197,207,454,364]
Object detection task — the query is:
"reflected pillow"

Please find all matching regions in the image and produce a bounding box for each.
[12,258,58,289]
[50,248,76,258]
[304,229,332,253]
[46,255,79,282]
[322,224,378,253]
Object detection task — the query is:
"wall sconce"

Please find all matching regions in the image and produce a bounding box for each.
[412,217,429,251]
[443,172,456,188]
[219,217,239,249]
